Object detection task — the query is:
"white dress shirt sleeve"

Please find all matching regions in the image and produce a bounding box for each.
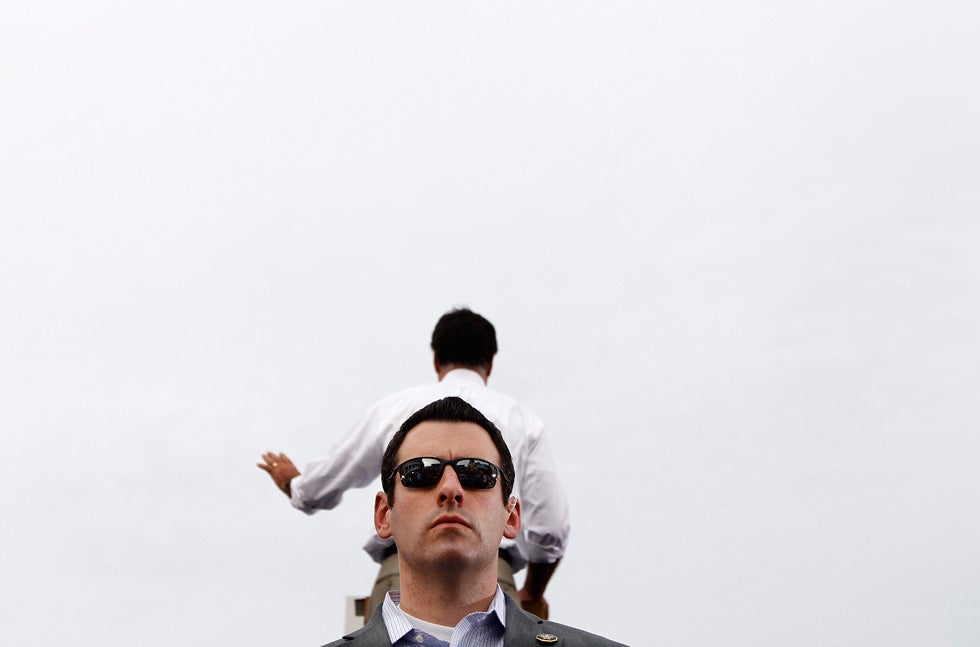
[514,420,570,564]
[289,402,396,514]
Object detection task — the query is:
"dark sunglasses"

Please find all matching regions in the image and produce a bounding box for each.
[389,456,506,490]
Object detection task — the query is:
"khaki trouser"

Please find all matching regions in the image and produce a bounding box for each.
[364,552,518,620]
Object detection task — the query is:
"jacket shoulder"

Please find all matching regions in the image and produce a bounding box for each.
[503,597,629,647]
[534,621,629,647]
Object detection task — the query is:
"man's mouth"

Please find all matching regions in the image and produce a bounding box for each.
[431,514,470,529]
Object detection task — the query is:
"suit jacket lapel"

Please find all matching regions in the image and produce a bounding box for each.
[337,604,392,646]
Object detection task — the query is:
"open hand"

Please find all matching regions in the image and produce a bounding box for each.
[257,451,300,496]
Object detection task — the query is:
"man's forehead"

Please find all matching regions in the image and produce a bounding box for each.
[397,420,499,461]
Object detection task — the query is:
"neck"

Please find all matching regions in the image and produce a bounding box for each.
[396,559,498,626]
[436,363,489,383]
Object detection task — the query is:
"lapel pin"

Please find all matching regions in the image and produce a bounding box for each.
[535,634,559,643]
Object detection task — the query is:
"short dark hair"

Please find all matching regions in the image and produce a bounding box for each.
[430,308,498,369]
[381,396,515,505]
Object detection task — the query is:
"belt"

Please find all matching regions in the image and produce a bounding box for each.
[381,544,513,565]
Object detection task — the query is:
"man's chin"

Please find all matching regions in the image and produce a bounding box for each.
[418,544,483,572]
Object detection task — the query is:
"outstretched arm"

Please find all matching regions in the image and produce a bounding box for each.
[519,558,560,619]
[257,452,301,497]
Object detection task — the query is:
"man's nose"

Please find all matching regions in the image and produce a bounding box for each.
[436,465,464,505]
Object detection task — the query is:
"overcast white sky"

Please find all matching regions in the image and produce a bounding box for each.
[2,2,979,646]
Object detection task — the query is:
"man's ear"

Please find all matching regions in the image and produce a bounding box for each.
[375,491,393,539]
[503,496,521,540]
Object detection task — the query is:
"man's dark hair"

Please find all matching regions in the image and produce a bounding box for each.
[381,396,515,505]
[430,308,498,369]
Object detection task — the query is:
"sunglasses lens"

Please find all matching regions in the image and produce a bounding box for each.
[454,459,498,489]
[400,457,445,488]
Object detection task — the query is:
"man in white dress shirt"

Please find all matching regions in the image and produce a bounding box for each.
[321,396,626,647]
[258,308,570,618]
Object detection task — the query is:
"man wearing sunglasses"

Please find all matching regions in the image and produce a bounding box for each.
[258,308,569,619]
[323,396,625,647]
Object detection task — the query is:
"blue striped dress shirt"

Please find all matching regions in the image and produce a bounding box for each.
[381,587,507,647]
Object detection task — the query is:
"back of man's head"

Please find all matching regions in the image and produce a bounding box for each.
[430,308,497,369]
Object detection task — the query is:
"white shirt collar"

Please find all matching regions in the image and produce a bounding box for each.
[439,367,487,387]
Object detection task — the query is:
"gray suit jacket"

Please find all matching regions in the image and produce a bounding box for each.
[321,594,628,646]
